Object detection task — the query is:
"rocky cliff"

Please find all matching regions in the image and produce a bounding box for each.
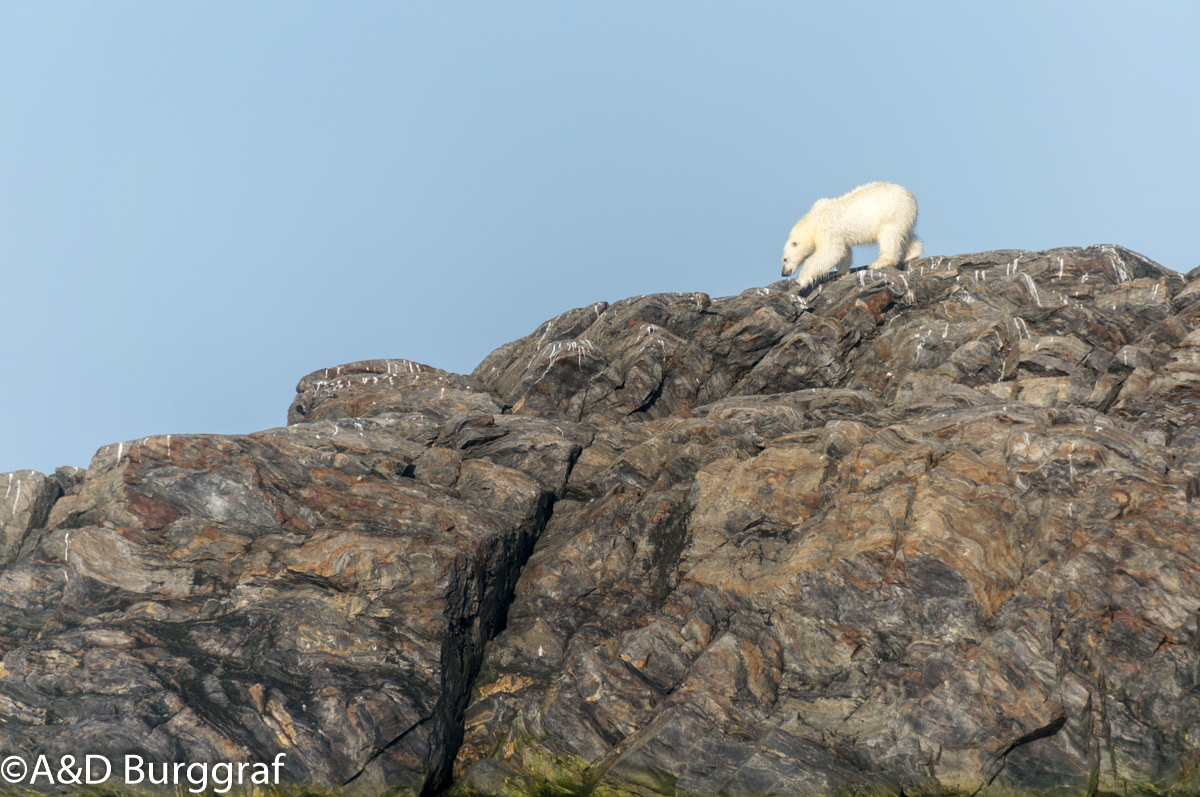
[3,245,1200,797]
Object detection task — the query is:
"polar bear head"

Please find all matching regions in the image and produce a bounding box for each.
[781,212,819,277]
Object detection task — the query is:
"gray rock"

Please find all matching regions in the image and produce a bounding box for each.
[1,416,550,796]
[455,246,1200,797]
[5,245,1200,797]
[1,470,60,563]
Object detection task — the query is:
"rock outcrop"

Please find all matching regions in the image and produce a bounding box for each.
[4,245,1200,796]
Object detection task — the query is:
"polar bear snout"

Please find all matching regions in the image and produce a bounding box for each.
[781,240,804,276]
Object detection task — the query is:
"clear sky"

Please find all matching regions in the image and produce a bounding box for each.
[2,2,1198,475]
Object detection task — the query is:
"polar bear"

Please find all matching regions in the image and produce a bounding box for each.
[781,182,923,289]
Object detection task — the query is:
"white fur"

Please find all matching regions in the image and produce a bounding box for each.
[781,182,923,288]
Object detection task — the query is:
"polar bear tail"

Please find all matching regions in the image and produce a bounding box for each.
[903,235,923,262]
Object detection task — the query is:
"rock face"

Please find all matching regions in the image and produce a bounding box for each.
[0,388,557,795]
[4,245,1200,796]
[455,246,1200,797]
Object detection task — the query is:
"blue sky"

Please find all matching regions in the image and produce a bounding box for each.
[2,2,1198,475]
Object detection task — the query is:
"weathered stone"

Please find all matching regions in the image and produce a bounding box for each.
[454,246,1200,797]
[5,244,1200,797]
[288,359,499,426]
[1,470,61,563]
[1,417,550,796]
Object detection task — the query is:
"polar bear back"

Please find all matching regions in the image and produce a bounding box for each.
[804,182,917,247]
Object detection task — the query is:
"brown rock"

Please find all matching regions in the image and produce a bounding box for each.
[1,470,60,563]
[455,246,1200,797]
[2,413,550,795]
[5,245,1200,797]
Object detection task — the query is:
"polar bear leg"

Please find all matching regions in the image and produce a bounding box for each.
[903,235,923,262]
[795,243,852,289]
[868,225,907,271]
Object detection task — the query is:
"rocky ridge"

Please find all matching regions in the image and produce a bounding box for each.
[3,245,1200,796]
